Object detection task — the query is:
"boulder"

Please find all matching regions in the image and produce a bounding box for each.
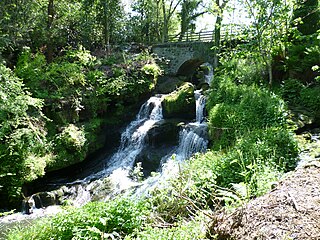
[134,119,182,176]
[162,82,196,120]
[155,76,185,94]
[146,119,181,147]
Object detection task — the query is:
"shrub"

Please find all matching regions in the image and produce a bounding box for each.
[129,216,207,240]
[300,85,320,114]
[49,124,88,170]
[208,78,286,149]
[281,78,304,104]
[0,64,49,206]
[7,197,150,240]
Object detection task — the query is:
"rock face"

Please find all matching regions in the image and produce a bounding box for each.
[288,107,319,133]
[162,82,196,120]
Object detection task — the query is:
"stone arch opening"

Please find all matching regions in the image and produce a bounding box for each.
[176,58,205,77]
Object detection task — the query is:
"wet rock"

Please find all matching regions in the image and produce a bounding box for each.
[135,119,181,176]
[155,76,185,94]
[288,107,318,133]
[146,119,181,147]
[32,192,59,208]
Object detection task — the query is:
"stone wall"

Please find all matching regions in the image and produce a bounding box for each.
[152,42,214,76]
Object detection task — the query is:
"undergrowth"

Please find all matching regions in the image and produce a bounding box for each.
[6,50,300,240]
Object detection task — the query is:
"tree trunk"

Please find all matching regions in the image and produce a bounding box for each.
[102,0,111,54]
[179,0,188,41]
[213,12,222,68]
[46,0,54,62]
[162,1,168,42]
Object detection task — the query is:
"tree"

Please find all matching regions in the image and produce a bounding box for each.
[178,0,206,41]
[161,0,183,42]
[293,0,319,35]
[130,0,163,43]
[46,0,55,62]
[0,0,45,63]
[0,64,48,207]
[210,0,230,68]
[84,0,125,50]
[243,0,295,85]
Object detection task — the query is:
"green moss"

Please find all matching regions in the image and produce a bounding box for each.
[162,82,196,119]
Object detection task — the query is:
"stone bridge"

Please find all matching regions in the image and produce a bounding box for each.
[152,41,214,77]
[151,27,247,76]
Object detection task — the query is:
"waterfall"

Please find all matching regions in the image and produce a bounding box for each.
[15,88,209,215]
[174,90,208,161]
[202,62,214,85]
[20,95,166,209]
[106,96,163,170]
[134,90,208,196]
[175,123,208,161]
[195,90,206,123]
[78,95,164,183]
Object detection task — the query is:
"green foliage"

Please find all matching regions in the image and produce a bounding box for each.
[281,78,304,104]
[0,64,49,205]
[7,197,149,240]
[286,33,320,81]
[0,48,160,205]
[300,85,320,114]
[49,124,88,170]
[129,215,207,240]
[281,78,320,118]
[220,128,298,195]
[293,0,320,35]
[141,63,161,81]
[203,50,299,199]
[208,77,286,149]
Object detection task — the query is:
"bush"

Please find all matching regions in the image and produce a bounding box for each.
[208,78,286,149]
[204,63,298,199]
[129,216,207,240]
[300,85,320,114]
[7,197,149,240]
[0,64,49,206]
[49,124,88,171]
[281,78,304,104]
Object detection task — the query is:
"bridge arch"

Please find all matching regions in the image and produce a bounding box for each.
[152,42,214,76]
[176,58,205,77]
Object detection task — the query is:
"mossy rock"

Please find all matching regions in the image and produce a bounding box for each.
[162,82,196,120]
[155,76,185,94]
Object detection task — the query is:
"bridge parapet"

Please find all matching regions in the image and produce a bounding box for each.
[166,24,246,44]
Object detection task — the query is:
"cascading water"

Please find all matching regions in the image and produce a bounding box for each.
[66,95,166,202]
[175,123,208,161]
[100,96,163,174]
[76,95,164,184]
[195,90,206,123]
[176,89,208,160]
[201,62,214,85]
[134,89,208,195]
[1,85,210,224]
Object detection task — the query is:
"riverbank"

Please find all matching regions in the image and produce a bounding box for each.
[209,128,320,239]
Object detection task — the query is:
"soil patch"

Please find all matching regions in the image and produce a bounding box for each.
[209,163,320,240]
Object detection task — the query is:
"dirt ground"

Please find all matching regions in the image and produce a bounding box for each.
[209,131,320,240]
